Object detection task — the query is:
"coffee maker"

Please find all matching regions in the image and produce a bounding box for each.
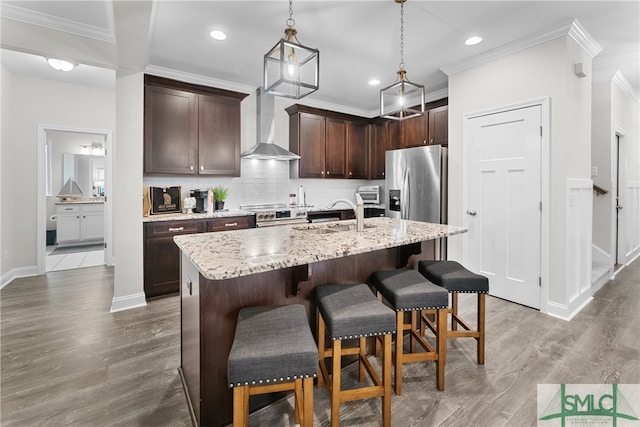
[190,189,209,213]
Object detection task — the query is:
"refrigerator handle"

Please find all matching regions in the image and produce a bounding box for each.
[402,167,409,219]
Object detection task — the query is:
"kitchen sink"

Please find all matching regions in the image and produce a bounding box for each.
[294,223,375,234]
[300,227,340,234]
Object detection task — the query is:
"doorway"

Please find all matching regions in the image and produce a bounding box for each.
[615,132,627,270]
[37,125,113,274]
[463,98,550,311]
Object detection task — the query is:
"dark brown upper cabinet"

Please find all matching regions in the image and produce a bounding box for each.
[144,75,248,176]
[346,121,368,179]
[287,105,368,179]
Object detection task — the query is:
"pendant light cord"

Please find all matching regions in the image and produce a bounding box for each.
[399,1,405,71]
[287,0,295,28]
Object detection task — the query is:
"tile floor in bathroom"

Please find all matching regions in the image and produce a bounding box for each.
[46,245,105,272]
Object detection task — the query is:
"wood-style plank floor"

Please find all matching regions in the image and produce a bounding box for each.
[2,259,638,426]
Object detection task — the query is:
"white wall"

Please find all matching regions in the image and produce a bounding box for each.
[611,76,640,262]
[111,72,146,312]
[1,64,13,278]
[448,35,594,313]
[591,81,612,252]
[591,74,640,275]
[0,70,115,281]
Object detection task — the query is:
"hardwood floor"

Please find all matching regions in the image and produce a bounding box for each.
[1,259,638,426]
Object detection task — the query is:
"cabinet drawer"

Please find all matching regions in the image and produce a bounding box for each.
[81,204,104,214]
[208,216,255,232]
[145,220,207,237]
[57,205,80,214]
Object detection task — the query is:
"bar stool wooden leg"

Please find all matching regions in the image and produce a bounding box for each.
[478,293,485,365]
[394,311,404,395]
[303,377,314,427]
[317,311,326,388]
[331,339,342,427]
[451,293,459,331]
[233,385,249,427]
[382,333,392,427]
[436,307,447,391]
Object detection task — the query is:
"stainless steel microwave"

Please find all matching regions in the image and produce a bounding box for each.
[356,185,381,204]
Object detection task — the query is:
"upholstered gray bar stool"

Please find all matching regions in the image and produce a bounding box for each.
[418,260,489,365]
[315,284,396,427]
[371,269,449,393]
[228,304,317,427]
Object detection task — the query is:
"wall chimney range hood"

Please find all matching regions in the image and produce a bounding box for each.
[241,87,300,160]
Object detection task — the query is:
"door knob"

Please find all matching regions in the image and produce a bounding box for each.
[467,210,477,216]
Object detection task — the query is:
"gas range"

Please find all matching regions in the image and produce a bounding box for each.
[240,203,310,227]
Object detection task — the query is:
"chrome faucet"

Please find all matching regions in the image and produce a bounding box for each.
[326,195,365,232]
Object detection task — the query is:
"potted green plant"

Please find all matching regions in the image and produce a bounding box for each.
[210,185,230,210]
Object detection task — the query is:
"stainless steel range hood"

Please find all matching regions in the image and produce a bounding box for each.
[241,87,300,160]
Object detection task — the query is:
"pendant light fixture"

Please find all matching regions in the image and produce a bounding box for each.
[380,0,425,120]
[264,0,319,99]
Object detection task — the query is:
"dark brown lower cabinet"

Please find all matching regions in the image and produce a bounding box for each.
[144,216,255,298]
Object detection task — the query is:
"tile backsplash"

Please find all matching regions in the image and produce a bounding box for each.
[143,159,383,210]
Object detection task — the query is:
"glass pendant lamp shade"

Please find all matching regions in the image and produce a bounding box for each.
[380,0,425,120]
[380,70,425,120]
[264,1,319,99]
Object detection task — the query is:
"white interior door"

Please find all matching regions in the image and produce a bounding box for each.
[466,106,542,309]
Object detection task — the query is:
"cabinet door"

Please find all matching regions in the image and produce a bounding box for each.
[369,121,387,180]
[298,113,326,178]
[198,94,241,176]
[82,205,105,241]
[428,105,448,146]
[144,85,197,174]
[325,118,346,178]
[144,220,207,298]
[386,120,403,150]
[346,121,368,179]
[57,212,81,243]
[402,113,429,147]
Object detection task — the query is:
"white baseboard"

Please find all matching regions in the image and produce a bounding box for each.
[592,268,612,293]
[110,292,147,313]
[546,295,593,321]
[1,266,38,289]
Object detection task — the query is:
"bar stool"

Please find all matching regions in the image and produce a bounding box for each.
[371,269,449,393]
[315,284,396,427]
[228,304,317,427]
[418,260,489,365]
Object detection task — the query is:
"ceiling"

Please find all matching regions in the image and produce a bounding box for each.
[1,1,638,115]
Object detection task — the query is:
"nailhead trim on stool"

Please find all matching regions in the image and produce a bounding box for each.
[371,269,449,393]
[315,284,396,427]
[418,260,489,365]
[228,304,317,427]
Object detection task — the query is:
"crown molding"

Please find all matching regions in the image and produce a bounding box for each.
[143,65,256,95]
[0,2,116,44]
[442,19,601,76]
[567,19,602,58]
[612,71,640,104]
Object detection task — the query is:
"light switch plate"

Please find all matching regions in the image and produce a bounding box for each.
[591,166,597,177]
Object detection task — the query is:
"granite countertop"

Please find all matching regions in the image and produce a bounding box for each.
[56,199,105,205]
[143,209,254,222]
[174,217,467,281]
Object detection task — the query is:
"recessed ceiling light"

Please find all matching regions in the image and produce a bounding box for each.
[368,79,380,86]
[210,30,227,41]
[465,36,483,46]
[47,58,75,71]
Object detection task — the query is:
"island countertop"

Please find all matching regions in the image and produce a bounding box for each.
[174,217,466,281]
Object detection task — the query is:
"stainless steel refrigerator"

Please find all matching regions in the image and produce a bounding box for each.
[385,145,447,224]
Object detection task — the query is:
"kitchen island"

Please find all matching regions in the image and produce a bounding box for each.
[174,217,466,427]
